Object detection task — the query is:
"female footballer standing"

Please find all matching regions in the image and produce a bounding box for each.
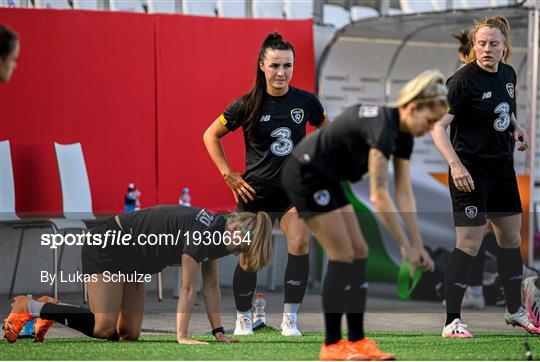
[431,16,538,337]
[281,70,448,360]
[0,24,19,83]
[4,206,272,344]
[204,32,329,336]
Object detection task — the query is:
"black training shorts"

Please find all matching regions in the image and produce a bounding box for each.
[449,164,522,227]
[81,217,131,275]
[281,155,349,219]
[236,175,293,222]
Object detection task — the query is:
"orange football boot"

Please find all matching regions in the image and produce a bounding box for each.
[34,296,60,342]
[349,338,395,361]
[320,339,370,361]
[3,295,33,343]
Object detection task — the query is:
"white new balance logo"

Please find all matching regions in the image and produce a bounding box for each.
[482,91,492,100]
[260,115,271,122]
[286,280,302,286]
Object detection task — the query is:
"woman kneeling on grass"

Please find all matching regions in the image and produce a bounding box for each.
[4,205,272,344]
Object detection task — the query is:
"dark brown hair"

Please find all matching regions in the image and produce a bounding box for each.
[0,24,18,60]
[235,32,295,133]
[453,28,471,59]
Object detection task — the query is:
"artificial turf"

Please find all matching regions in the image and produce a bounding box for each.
[1,327,538,360]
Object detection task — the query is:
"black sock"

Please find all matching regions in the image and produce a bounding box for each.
[445,248,474,325]
[233,263,257,312]
[469,242,486,287]
[40,302,96,337]
[497,246,523,314]
[346,259,367,341]
[323,261,353,345]
[324,313,342,346]
[284,253,310,304]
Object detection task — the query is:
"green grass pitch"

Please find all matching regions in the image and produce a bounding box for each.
[2,327,539,360]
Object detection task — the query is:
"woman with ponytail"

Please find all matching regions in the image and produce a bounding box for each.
[281,70,448,360]
[432,16,536,338]
[5,206,272,345]
[204,32,330,336]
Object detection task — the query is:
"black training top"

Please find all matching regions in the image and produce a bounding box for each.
[292,104,412,182]
[117,206,229,274]
[447,61,516,167]
[219,86,326,185]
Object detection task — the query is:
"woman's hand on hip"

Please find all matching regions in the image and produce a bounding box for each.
[223,171,256,203]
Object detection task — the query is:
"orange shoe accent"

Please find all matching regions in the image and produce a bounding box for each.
[320,339,370,361]
[34,296,60,343]
[3,295,33,343]
[349,338,395,361]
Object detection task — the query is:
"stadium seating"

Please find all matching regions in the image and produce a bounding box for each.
[350,5,379,21]
[386,7,403,15]
[109,0,145,12]
[34,0,71,9]
[323,3,350,28]
[72,0,99,10]
[146,0,176,13]
[1,0,22,7]
[0,140,51,298]
[283,0,313,19]
[252,0,284,18]
[399,0,445,13]
[182,0,216,16]
[216,0,245,17]
[48,143,95,298]
[0,141,20,223]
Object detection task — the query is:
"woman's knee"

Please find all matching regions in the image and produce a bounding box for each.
[329,246,355,263]
[93,322,117,339]
[455,238,481,256]
[353,243,369,259]
[118,329,140,341]
[286,235,309,255]
[497,230,522,249]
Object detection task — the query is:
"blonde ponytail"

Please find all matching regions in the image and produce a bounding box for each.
[390,69,448,110]
[229,211,273,271]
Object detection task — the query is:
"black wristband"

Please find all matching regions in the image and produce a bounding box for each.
[212,327,225,336]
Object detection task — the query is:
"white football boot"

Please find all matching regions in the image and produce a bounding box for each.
[234,312,253,336]
[280,313,302,337]
[442,318,473,338]
[504,306,540,334]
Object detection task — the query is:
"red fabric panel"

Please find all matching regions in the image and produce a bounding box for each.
[156,16,315,210]
[0,9,156,214]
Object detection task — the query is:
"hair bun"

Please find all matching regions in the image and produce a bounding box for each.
[264,32,283,44]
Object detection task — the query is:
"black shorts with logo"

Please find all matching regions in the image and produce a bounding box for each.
[81,217,133,275]
[281,155,349,219]
[449,162,522,227]
[236,175,293,223]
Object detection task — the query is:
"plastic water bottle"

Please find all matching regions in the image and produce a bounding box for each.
[19,294,34,338]
[124,183,138,212]
[253,292,266,324]
[179,187,191,207]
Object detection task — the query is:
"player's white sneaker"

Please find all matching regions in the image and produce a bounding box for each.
[234,312,253,336]
[280,313,302,337]
[442,318,473,338]
[505,306,540,334]
[461,288,485,309]
[523,277,540,327]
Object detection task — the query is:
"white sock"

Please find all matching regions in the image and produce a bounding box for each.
[469,286,483,297]
[283,303,300,314]
[237,310,252,320]
[27,299,45,318]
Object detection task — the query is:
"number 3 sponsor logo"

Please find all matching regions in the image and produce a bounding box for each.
[270,127,294,156]
[493,102,510,132]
